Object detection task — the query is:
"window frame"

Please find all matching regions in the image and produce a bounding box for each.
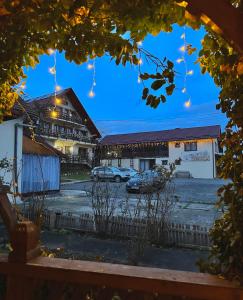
[184,141,197,152]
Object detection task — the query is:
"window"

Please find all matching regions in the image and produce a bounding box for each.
[162,160,168,165]
[130,159,134,168]
[65,146,71,155]
[175,158,181,165]
[108,159,112,166]
[118,159,121,167]
[175,142,180,148]
[184,142,197,151]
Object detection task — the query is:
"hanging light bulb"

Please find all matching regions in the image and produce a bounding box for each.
[48,66,56,75]
[138,58,143,65]
[47,48,55,55]
[176,58,184,63]
[88,90,95,98]
[184,100,191,108]
[186,70,194,75]
[182,87,186,93]
[137,77,141,83]
[137,41,142,46]
[87,63,94,70]
[55,85,62,91]
[179,45,186,52]
[181,33,186,39]
[20,83,26,89]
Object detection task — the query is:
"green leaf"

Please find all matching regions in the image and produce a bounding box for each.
[165,84,175,95]
[151,79,165,90]
[142,88,149,100]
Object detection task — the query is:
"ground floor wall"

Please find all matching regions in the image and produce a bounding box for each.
[0,118,23,193]
[100,138,217,179]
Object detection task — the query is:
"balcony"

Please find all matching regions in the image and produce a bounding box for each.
[36,128,97,144]
[0,185,243,300]
[61,154,90,164]
[44,110,84,125]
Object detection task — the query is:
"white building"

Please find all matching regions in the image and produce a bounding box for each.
[99,125,222,179]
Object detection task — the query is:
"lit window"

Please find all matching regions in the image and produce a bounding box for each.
[184,142,197,151]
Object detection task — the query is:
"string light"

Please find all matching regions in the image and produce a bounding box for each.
[20,83,26,90]
[186,70,194,75]
[178,27,194,108]
[137,41,143,46]
[48,66,56,75]
[51,110,58,118]
[176,58,184,64]
[47,48,55,55]
[138,58,143,65]
[55,97,62,105]
[55,85,62,91]
[179,45,186,52]
[184,99,191,108]
[88,60,96,98]
[137,76,141,84]
[87,63,94,70]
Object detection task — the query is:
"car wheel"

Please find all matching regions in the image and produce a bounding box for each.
[114,175,121,183]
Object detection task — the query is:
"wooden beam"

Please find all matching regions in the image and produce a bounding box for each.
[186,0,243,54]
[0,256,243,300]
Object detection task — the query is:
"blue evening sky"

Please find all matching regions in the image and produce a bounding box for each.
[24,25,227,136]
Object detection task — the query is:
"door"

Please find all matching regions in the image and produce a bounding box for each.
[139,159,156,171]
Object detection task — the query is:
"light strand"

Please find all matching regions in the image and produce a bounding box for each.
[177,27,193,108]
[88,59,96,98]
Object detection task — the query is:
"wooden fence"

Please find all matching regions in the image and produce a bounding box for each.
[23,209,211,248]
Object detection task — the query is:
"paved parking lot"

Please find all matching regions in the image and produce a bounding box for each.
[61,178,228,204]
[42,178,228,227]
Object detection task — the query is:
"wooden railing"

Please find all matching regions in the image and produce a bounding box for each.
[0,185,243,300]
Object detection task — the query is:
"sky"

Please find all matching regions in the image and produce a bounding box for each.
[24,25,227,136]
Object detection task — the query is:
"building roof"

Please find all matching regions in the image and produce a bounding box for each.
[29,88,101,138]
[100,125,221,146]
[23,135,62,156]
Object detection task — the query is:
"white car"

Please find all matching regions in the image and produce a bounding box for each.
[90,166,130,182]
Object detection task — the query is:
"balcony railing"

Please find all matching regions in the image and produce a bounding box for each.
[44,111,83,125]
[101,150,169,159]
[61,154,90,164]
[0,185,243,300]
[36,128,97,144]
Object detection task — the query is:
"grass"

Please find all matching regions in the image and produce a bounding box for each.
[61,170,90,182]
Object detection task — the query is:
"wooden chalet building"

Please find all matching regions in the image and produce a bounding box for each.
[28,88,101,172]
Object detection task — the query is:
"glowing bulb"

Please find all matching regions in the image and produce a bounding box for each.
[176,58,184,63]
[181,33,185,39]
[137,77,141,83]
[55,97,62,105]
[47,48,55,55]
[182,88,186,93]
[51,110,58,118]
[137,41,142,46]
[179,45,186,52]
[93,82,96,86]
[88,90,95,98]
[138,58,143,65]
[48,66,56,75]
[186,70,194,75]
[87,63,94,70]
[20,83,26,89]
[55,85,61,91]
[184,100,191,108]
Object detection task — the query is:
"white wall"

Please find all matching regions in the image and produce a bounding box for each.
[0,118,23,192]
[101,138,217,179]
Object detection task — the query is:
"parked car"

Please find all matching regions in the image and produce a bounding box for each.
[118,167,138,178]
[90,166,130,182]
[126,170,161,193]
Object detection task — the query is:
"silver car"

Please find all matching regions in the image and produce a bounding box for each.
[91,166,130,182]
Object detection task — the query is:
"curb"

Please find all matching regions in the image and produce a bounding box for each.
[61,179,92,185]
